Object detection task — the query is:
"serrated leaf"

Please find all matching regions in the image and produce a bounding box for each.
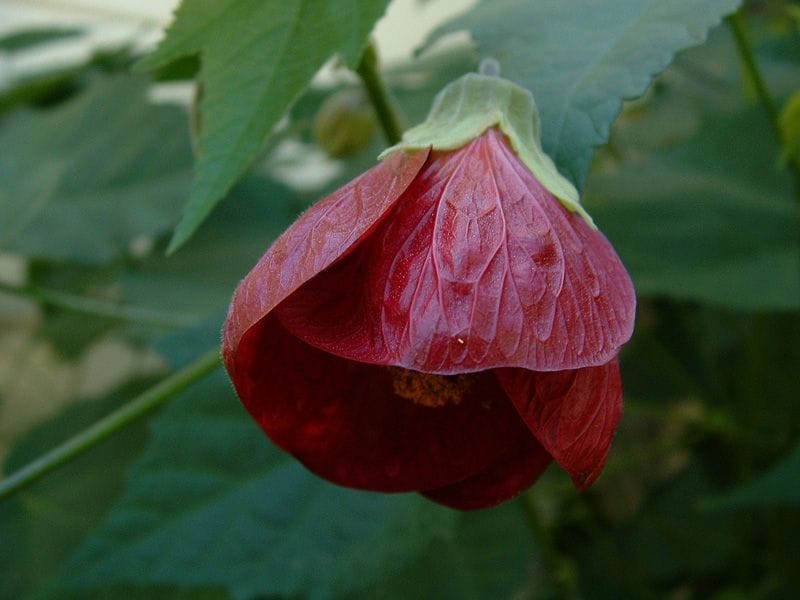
[56,371,458,600]
[136,0,391,252]
[0,75,193,263]
[585,107,800,310]
[422,0,741,189]
[704,440,800,509]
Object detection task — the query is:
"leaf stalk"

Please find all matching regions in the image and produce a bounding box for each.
[0,281,198,328]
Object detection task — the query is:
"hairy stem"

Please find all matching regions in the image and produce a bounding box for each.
[356,40,403,146]
[0,349,221,502]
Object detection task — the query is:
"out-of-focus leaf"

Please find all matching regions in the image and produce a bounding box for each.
[0,27,83,53]
[421,0,741,189]
[136,0,391,253]
[0,67,84,115]
[0,75,193,264]
[705,440,800,509]
[0,378,159,600]
[35,307,121,359]
[354,503,540,600]
[586,107,800,310]
[56,371,458,600]
[0,44,143,115]
[118,175,302,316]
[779,90,800,166]
[23,174,298,358]
[573,465,738,597]
[149,310,225,369]
[25,259,194,359]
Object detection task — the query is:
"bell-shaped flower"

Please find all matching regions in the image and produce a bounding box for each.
[223,71,636,509]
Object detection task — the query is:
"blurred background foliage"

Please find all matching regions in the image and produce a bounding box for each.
[0,0,799,598]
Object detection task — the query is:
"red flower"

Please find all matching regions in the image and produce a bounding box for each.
[223,73,635,510]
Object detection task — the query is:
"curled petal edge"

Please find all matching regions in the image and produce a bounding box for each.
[497,360,623,490]
[223,148,429,378]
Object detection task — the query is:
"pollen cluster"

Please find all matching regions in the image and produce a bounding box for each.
[390,367,472,408]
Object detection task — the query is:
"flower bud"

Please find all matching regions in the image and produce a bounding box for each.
[313,89,376,158]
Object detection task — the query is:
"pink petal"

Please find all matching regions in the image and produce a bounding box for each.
[223,148,429,378]
[232,314,528,492]
[497,360,623,489]
[422,429,551,510]
[277,128,634,374]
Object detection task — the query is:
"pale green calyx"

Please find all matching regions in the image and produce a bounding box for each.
[379,72,594,227]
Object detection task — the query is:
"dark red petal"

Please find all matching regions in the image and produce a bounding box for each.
[277,128,634,374]
[223,147,429,377]
[496,360,622,490]
[232,314,528,492]
[422,429,551,510]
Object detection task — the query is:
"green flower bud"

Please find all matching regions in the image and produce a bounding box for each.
[314,89,377,158]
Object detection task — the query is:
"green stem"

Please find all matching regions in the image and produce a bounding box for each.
[728,9,800,299]
[520,492,579,598]
[0,349,221,502]
[729,10,800,188]
[729,11,781,138]
[0,281,198,327]
[356,41,403,146]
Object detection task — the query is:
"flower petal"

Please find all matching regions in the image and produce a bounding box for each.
[232,315,528,492]
[277,128,634,374]
[497,360,622,490]
[223,147,429,378]
[422,430,551,510]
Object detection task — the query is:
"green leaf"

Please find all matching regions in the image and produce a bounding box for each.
[118,175,303,316]
[704,440,800,509]
[0,378,158,599]
[585,106,800,310]
[136,0,391,253]
[20,174,299,360]
[354,503,540,600]
[0,27,83,53]
[422,0,741,189]
[0,75,193,264]
[56,371,458,600]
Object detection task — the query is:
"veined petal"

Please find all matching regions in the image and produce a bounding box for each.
[278,128,634,373]
[422,429,551,510]
[223,147,429,378]
[232,315,526,492]
[497,360,623,490]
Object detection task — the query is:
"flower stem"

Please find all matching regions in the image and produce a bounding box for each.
[356,40,403,146]
[0,349,221,502]
[520,491,579,598]
[0,281,198,328]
